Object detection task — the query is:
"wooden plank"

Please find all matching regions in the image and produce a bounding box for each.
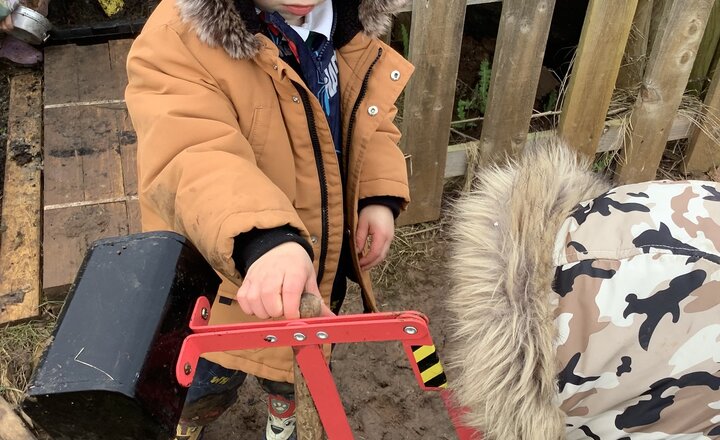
[127,198,142,234]
[399,0,467,225]
[445,143,472,179]
[0,396,37,440]
[44,42,129,106]
[0,73,43,325]
[478,0,556,162]
[43,203,130,296]
[688,0,720,94]
[398,0,501,12]
[43,104,127,206]
[708,27,720,82]
[109,39,134,79]
[648,0,670,52]
[617,0,655,89]
[119,109,138,197]
[616,0,714,184]
[558,0,639,157]
[41,39,137,297]
[445,114,693,178]
[596,114,692,153]
[684,61,720,173]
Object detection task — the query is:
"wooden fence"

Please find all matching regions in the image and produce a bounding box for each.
[398,0,720,225]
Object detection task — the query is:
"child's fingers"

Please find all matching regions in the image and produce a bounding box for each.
[245,276,270,319]
[281,271,305,320]
[320,301,335,317]
[260,272,284,318]
[236,280,253,316]
[355,216,370,250]
[360,254,383,270]
[304,270,321,296]
[361,234,393,270]
[2,15,13,31]
[358,245,379,268]
[359,230,388,269]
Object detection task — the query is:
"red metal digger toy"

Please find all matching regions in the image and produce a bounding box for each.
[176,293,480,440]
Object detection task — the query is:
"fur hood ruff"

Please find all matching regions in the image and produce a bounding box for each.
[175,0,409,59]
[448,141,611,439]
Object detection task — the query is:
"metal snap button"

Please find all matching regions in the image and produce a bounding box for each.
[368,105,379,116]
[310,236,318,244]
[292,96,300,103]
[390,70,401,81]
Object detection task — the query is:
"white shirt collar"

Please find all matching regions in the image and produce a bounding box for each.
[288,1,334,41]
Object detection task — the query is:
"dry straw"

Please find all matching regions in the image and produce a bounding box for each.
[0,302,59,406]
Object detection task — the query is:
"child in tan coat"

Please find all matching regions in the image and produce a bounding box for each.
[125,0,413,438]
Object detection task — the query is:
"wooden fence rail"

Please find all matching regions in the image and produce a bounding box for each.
[399,0,720,224]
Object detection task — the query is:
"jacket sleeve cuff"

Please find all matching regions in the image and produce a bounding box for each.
[358,196,404,219]
[232,226,314,277]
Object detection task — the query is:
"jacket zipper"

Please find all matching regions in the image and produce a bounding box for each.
[290,47,383,284]
[343,47,383,180]
[293,82,330,283]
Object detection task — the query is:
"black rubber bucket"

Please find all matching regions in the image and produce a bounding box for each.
[23,231,220,440]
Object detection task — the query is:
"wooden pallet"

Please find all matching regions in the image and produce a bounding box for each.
[0,73,43,325]
[42,39,141,299]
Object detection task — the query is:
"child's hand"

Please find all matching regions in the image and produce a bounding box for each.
[0,14,12,32]
[236,241,333,320]
[0,0,19,32]
[356,205,395,271]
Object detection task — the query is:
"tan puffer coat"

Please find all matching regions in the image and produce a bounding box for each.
[125,0,413,382]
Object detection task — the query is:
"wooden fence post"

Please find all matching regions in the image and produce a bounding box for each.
[688,0,720,95]
[617,0,655,90]
[616,0,714,184]
[648,0,670,52]
[558,0,639,157]
[399,0,467,225]
[684,61,720,173]
[476,0,556,164]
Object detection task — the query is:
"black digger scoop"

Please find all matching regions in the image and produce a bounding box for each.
[22,232,220,440]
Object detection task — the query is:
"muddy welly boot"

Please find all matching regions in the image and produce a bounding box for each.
[265,393,297,440]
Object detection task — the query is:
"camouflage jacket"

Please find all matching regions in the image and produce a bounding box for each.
[554,180,720,439]
[449,142,720,439]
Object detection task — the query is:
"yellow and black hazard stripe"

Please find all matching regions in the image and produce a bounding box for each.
[411,345,447,389]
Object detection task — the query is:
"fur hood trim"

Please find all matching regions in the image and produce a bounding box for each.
[447,140,611,439]
[175,0,409,59]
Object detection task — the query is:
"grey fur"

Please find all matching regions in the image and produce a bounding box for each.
[447,140,611,439]
[359,0,409,38]
[175,0,409,59]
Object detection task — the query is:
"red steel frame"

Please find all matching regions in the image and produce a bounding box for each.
[176,296,480,439]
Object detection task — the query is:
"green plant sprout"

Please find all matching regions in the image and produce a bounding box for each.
[400,23,410,59]
[456,58,492,129]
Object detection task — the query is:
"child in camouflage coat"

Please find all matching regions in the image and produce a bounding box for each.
[448,140,720,439]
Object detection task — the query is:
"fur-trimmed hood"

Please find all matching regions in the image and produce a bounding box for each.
[175,0,409,59]
[447,140,611,439]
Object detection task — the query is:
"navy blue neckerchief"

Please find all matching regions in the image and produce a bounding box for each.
[260,11,342,158]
